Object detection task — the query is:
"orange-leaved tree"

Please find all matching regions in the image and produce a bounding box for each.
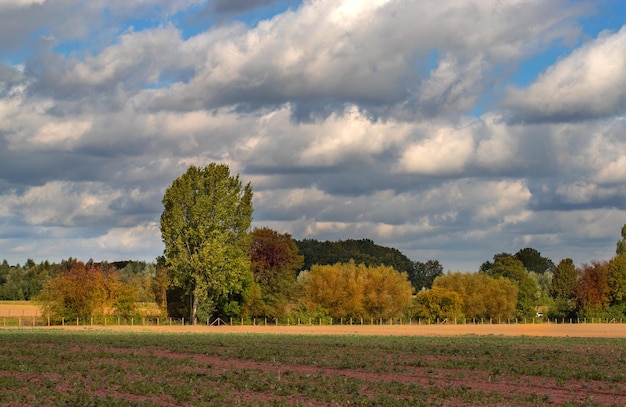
[244,227,303,320]
[37,260,137,322]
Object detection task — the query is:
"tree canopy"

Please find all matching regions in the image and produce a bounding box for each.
[433,271,518,321]
[37,260,138,322]
[298,261,414,320]
[245,227,304,319]
[160,164,253,323]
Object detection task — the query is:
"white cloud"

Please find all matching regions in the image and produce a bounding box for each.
[8,181,116,226]
[298,106,411,166]
[30,120,92,149]
[94,222,162,254]
[396,123,475,175]
[149,0,586,112]
[474,114,523,171]
[505,25,626,122]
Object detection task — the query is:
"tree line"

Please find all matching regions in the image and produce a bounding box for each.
[2,164,626,323]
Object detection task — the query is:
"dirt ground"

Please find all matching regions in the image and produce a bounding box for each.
[0,303,40,317]
[51,322,626,338]
[3,302,626,337]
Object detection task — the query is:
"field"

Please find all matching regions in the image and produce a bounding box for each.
[1,326,626,406]
[2,302,626,406]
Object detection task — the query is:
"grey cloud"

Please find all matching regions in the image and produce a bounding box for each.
[0,63,24,87]
[212,0,278,14]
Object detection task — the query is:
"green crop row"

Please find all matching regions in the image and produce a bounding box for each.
[0,330,625,406]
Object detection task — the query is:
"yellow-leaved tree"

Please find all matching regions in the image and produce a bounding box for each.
[298,261,413,320]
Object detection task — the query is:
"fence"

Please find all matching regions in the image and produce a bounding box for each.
[1,315,624,328]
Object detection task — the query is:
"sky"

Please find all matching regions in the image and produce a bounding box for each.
[1,0,625,272]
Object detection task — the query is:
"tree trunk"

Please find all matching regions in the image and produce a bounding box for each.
[190,291,198,325]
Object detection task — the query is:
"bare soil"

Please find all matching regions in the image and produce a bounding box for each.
[52,321,626,338]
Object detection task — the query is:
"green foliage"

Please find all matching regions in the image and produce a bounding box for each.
[298,261,414,320]
[514,247,555,274]
[160,163,253,323]
[608,254,626,305]
[296,238,417,275]
[479,252,512,273]
[433,271,518,320]
[0,259,61,300]
[411,259,444,291]
[550,258,577,301]
[547,298,576,320]
[527,270,552,306]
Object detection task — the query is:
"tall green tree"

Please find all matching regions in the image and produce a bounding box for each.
[160,164,253,323]
[549,258,578,319]
[550,258,578,300]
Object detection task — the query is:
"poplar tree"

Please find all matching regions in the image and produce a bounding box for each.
[160,164,253,323]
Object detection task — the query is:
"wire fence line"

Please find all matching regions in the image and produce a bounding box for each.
[1,315,624,328]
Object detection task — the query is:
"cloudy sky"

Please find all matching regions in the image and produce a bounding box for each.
[1,0,625,271]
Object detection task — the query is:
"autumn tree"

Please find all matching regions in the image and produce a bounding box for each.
[245,227,304,320]
[483,256,538,319]
[413,287,462,321]
[576,261,610,318]
[160,164,253,323]
[37,260,137,321]
[298,261,413,320]
[433,272,517,321]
